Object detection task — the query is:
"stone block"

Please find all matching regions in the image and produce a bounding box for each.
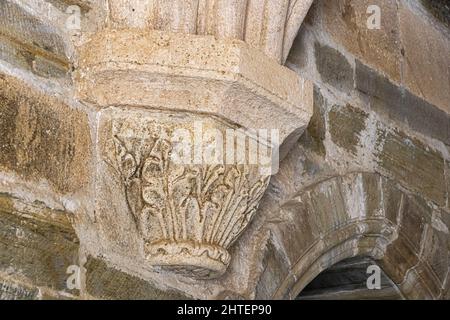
[321,0,401,83]
[328,104,368,155]
[376,128,446,206]
[399,195,430,252]
[0,1,68,61]
[274,196,323,266]
[255,240,290,300]
[76,29,313,149]
[399,1,450,113]
[0,193,80,294]
[421,220,450,287]
[0,276,39,300]
[381,236,420,284]
[380,178,403,226]
[379,194,433,285]
[314,42,354,92]
[298,86,327,156]
[356,60,450,146]
[85,256,190,300]
[0,74,92,193]
[361,173,383,218]
[0,36,68,80]
[446,160,450,211]
[307,178,348,231]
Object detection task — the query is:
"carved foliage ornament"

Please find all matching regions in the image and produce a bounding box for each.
[111,125,270,279]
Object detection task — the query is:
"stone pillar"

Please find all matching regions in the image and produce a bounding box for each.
[106,0,314,63]
[74,2,313,279]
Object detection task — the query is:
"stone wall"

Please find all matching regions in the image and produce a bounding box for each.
[0,0,449,299]
[252,0,450,299]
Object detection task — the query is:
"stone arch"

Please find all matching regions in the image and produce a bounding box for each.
[262,172,449,300]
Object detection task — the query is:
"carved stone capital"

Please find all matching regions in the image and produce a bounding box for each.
[75,29,312,278]
[101,110,270,278]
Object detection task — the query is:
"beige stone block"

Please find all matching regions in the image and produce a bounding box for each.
[376,128,446,206]
[0,1,68,62]
[399,2,450,113]
[273,196,323,266]
[380,177,403,226]
[399,195,430,252]
[0,36,68,80]
[322,0,401,83]
[254,240,290,299]
[0,193,79,295]
[0,74,92,194]
[85,256,190,300]
[308,177,349,231]
[446,160,450,210]
[328,104,368,155]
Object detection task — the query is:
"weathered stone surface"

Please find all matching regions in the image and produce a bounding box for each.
[446,160,450,211]
[0,74,91,193]
[274,197,322,267]
[445,276,450,299]
[398,267,435,299]
[95,107,271,279]
[381,178,403,226]
[85,256,190,300]
[381,194,432,286]
[0,193,79,294]
[381,236,420,285]
[0,1,68,62]
[298,86,327,156]
[314,42,354,92]
[76,29,313,150]
[0,276,39,300]
[45,0,93,13]
[399,1,450,113]
[400,195,430,252]
[106,0,313,63]
[255,240,291,300]
[361,173,383,218]
[75,26,313,279]
[329,104,368,154]
[421,217,450,288]
[321,0,401,83]
[356,60,450,146]
[308,178,349,231]
[0,36,68,80]
[297,257,402,300]
[376,128,446,206]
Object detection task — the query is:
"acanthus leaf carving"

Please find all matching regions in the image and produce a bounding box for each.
[111,128,270,279]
